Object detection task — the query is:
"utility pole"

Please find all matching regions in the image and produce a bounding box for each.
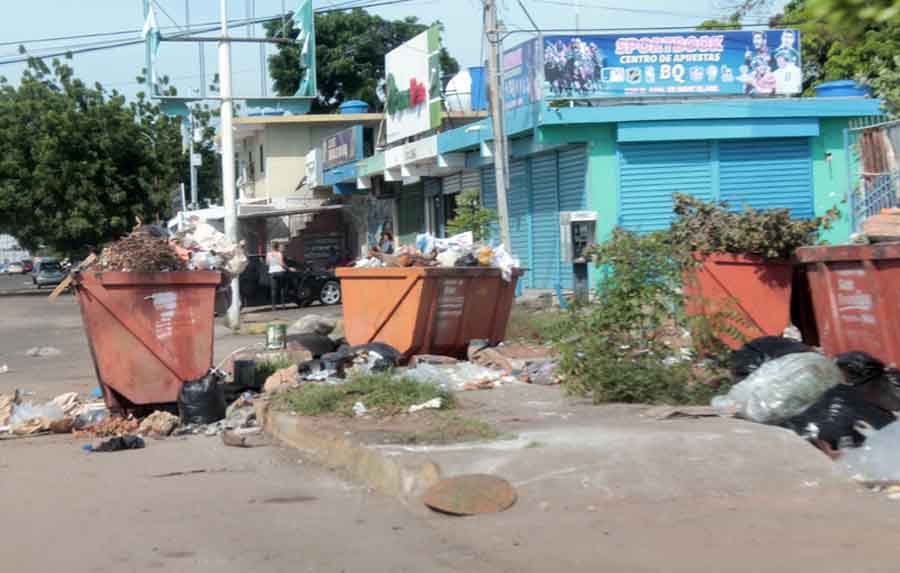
[185,0,199,209]
[219,0,241,330]
[484,0,512,252]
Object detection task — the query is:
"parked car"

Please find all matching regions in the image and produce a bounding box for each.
[0,263,6,274]
[32,258,65,288]
[238,255,341,308]
[7,261,24,274]
[20,260,33,273]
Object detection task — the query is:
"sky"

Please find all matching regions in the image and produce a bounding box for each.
[0,0,789,102]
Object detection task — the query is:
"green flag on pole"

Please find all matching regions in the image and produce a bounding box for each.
[293,0,316,98]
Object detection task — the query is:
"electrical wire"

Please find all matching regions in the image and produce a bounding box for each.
[527,0,714,19]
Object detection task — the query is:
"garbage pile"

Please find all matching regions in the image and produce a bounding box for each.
[87,219,247,277]
[711,336,900,467]
[354,231,519,281]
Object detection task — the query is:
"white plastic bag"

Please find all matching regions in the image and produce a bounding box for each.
[490,244,520,282]
[842,421,900,481]
[711,353,844,423]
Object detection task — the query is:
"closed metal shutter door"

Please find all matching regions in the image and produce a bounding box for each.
[530,152,560,289]
[461,170,481,196]
[441,173,462,196]
[719,138,813,218]
[481,167,499,241]
[508,158,531,272]
[397,185,425,246]
[618,141,714,232]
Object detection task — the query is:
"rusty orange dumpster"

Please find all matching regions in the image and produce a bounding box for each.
[74,271,221,411]
[797,244,900,364]
[335,267,522,359]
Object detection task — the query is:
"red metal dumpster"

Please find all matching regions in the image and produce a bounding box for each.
[684,254,794,349]
[74,271,221,411]
[335,267,521,359]
[797,244,900,364]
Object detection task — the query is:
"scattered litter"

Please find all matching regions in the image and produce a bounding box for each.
[288,314,336,336]
[523,360,559,386]
[178,369,227,425]
[0,393,17,426]
[221,427,265,448]
[406,362,514,391]
[87,435,145,452]
[711,353,844,423]
[91,387,103,399]
[138,410,180,437]
[73,416,139,438]
[224,392,257,429]
[50,392,81,417]
[409,355,459,368]
[73,403,110,430]
[264,364,299,394]
[0,365,8,374]
[26,346,62,358]
[783,385,896,450]
[352,402,368,417]
[408,397,443,414]
[423,474,517,516]
[643,405,721,420]
[8,401,64,435]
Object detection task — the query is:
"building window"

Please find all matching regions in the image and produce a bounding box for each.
[259,144,265,174]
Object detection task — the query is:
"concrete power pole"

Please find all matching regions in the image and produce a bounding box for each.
[219,0,241,330]
[484,0,512,252]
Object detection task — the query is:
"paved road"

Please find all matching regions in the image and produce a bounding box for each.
[0,272,41,293]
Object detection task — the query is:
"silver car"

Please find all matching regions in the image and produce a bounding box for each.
[33,259,65,288]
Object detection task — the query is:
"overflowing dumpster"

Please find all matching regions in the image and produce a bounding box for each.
[75,271,221,411]
[335,267,522,359]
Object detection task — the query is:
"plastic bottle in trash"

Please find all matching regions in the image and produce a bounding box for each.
[74,408,109,429]
[478,246,494,267]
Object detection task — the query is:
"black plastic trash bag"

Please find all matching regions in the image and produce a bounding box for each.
[92,435,146,452]
[349,342,401,371]
[783,385,897,450]
[836,351,887,386]
[729,336,811,382]
[178,369,227,425]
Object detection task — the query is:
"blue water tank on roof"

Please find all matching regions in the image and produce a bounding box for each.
[814,80,871,97]
[339,100,369,114]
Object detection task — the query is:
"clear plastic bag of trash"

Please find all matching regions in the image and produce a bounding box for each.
[842,420,900,481]
[406,362,508,391]
[8,401,65,426]
[711,353,844,423]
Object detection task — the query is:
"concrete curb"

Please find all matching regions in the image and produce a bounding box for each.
[258,401,443,502]
[0,289,61,297]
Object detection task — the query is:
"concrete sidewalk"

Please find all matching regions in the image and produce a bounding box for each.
[274,383,900,572]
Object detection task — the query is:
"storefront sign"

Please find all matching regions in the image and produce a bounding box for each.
[385,26,443,143]
[323,126,362,170]
[543,29,801,99]
[384,135,438,169]
[305,148,322,188]
[504,38,541,109]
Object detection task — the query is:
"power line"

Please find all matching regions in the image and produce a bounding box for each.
[527,0,717,20]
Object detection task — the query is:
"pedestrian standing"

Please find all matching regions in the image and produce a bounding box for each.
[267,242,287,311]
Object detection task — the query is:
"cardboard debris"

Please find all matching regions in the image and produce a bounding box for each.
[138,411,180,437]
[264,364,299,394]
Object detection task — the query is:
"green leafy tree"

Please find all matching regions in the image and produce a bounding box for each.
[265,8,459,113]
[0,58,184,255]
[181,105,222,208]
[805,0,899,36]
[770,0,900,112]
[446,189,496,241]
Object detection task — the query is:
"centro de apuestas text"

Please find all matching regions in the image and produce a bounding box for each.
[619,53,722,64]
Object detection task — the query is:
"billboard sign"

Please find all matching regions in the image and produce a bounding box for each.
[323,126,363,171]
[503,38,541,109]
[385,26,443,143]
[543,29,801,99]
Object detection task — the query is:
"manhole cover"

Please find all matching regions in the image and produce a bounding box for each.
[423,474,517,516]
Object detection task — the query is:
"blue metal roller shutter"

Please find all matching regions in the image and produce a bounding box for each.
[618,141,714,232]
[718,138,813,218]
[530,152,560,289]
[481,167,499,241]
[557,147,587,289]
[508,158,531,272]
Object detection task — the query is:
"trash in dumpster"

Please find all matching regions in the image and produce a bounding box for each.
[90,227,187,272]
[729,336,811,382]
[711,353,844,423]
[26,346,62,358]
[173,220,248,276]
[843,421,900,481]
[178,369,227,425]
[87,435,145,452]
[138,410,180,437]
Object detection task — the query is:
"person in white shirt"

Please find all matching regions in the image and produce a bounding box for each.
[266,242,287,311]
[773,53,802,95]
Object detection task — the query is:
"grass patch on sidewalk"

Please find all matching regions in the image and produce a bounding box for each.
[384,414,501,445]
[274,372,455,417]
[505,306,563,344]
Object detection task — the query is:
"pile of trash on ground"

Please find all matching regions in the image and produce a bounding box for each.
[87,218,247,277]
[354,231,519,281]
[710,336,900,483]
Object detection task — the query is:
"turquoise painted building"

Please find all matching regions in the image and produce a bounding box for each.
[323,96,882,291]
